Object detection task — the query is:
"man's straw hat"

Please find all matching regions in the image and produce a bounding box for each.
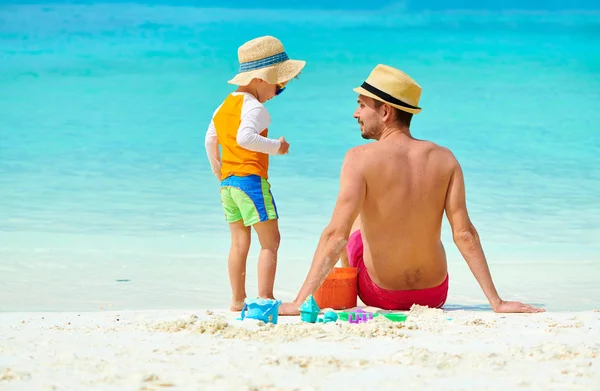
[228,36,306,86]
[353,64,422,114]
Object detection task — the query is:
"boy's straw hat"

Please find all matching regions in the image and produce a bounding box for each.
[353,64,422,114]
[228,36,306,86]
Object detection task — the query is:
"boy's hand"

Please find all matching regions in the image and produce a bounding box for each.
[277,136,290,155]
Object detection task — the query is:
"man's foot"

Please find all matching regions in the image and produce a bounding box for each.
[230,299,246,312]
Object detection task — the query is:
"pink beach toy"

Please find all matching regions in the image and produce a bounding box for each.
[348,309,374,323]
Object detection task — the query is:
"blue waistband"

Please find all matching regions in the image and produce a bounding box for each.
[221,174,262,187]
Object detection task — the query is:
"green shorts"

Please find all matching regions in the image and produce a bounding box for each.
[220,174,279,226]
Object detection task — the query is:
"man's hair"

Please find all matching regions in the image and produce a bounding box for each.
[373,100,413,127]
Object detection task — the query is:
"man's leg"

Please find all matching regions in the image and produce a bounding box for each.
[227,221,251,311]
[253,219,280,299]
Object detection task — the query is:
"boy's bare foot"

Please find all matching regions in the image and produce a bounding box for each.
[230,299,245,312]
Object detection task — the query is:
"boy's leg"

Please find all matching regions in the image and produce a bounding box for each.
[221,184,251,311]
[228,220,251,311]
[230,175,280,299]
[252,219,280,299]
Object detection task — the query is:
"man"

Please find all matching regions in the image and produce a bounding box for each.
[279,64,544,314]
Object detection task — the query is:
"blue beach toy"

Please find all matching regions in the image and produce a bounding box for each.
[239,298,282,324]
[323,311,338,323]
[299,295,320,323]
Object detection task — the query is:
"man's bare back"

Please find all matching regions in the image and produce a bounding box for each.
[354,134,454,291]
[279,64,543,315]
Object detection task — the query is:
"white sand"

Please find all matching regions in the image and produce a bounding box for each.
[1,306,599,391]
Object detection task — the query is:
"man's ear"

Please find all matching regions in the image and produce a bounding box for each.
[381,103,393,122]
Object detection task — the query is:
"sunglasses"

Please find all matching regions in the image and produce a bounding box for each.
[275,83,286,96]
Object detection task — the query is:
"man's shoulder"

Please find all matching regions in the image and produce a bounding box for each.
[419,139,458,162]
[344,143,374,161]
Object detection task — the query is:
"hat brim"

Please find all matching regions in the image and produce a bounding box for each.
[353,86,422,114]
[228,59,306,86]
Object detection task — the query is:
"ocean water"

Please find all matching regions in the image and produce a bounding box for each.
[1,2,599,312]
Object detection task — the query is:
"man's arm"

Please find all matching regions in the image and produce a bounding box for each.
[445,155,544,313]
[204,121,222,180]
[280,149,366,314]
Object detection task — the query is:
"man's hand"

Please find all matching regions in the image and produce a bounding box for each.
[492,300,545,313]
[277,136,290,155]
[279,301,300,316]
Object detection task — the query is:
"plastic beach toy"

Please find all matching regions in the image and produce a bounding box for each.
[299,295,320,323]
[239,298,282,324]
[348,309,373,323]
[377,313,408,322]
[337,310,407,323]
[323,311,338,323]
[313,267,358,310]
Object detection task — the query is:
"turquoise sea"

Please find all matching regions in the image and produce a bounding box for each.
[1,2,599,312]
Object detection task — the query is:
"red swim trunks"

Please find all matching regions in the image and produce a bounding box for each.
[346,230,449,310]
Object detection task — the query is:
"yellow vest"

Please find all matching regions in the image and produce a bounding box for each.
[214,94,270,179]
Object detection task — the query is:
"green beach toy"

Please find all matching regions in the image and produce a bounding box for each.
[299,295,320,323]
[378,313,407,322]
